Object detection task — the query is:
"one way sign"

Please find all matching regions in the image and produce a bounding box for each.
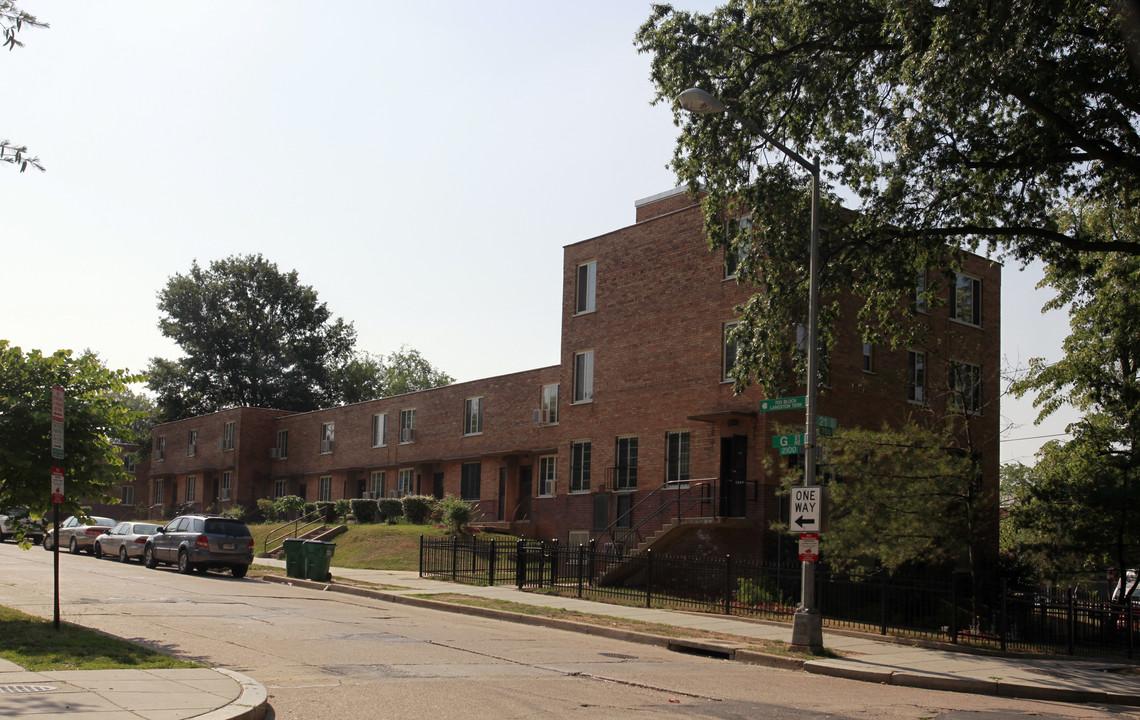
[791,486,821,532]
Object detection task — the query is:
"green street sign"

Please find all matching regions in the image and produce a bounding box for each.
[772,433,805,449]
[779,446,801,456]
[759,396,806,412]
[818,415,837,429]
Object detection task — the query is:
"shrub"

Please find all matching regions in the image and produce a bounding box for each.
[334,499,351,520]
[735,577,789,608]
[161,506,177,520]
[275,495,306,520]
[349,498,378,524]
[316,502,336,523]
[256,498,278,523]
[221,505,249,522]
[377,498,403,523]
[437,494,475,536]
[303,502,317,516]
[401,495,435,525]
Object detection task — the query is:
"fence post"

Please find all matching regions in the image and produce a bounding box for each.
[577,544,585,598]
[488,539,496,586]
[451,535,458,582]
[950,573,958,644]
[588,539,597,584]
[724,555,732,616]
[1128,597,1135,661]
[880,571,888,636]
[418,535,424,577]
[1068,586,1076,656]
[1000,578,1008,653]
[646,550,654,609]
[515,539,525,589]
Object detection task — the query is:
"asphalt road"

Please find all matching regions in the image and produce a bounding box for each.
[0,541,1136,720]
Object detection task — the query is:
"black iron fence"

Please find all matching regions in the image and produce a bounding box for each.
[419,536,1140,659]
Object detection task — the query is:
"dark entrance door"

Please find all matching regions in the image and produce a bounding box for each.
[719,434,748,517]
[432,473,444,499]
[517,466,532,521]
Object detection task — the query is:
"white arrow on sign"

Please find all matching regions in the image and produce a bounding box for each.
[791,486,821,532]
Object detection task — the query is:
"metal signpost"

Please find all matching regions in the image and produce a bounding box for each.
[51,385,64,629]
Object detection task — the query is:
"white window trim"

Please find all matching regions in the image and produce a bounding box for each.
[320,422,335,454]
[573,350,594,404]
[541,383,560,425]
[908,349,926,405]
[951,272,982,327]
[372,413,387,448]
[575,260,597,315]
[464,397,484,436]
[722,321,739,383]
[570,440,591,494]
[538,455,557,498]
[400,409,416,444]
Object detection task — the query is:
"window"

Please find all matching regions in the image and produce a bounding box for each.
[573,351,594,403]
[221,471,232,501]
[222,421,235,451]
[372,413,387,447]
[952,273,981,325]
[915,268,928,313]
[665,431,691,485]
[724,216,750,279]
[461,463,481,501]
[464,397,484,436]
[156,436,166,462]
[121,485,134,506]
[538,455,556,497]
[369,471,385,497]
[274,480,286,499]
[570,441,591,493]
[908,350,926,404]
[723,322,739,382]
[949,361,983,414]
[154,479,164,505]
[576,260,596,314]
[614,436,638,491]
[187,429,198,457]
[320,422,335,454]
[318,476,332,502]
[862,342,874,373]
[400,409,416,444]
[397,468,414,496]
[541,384,559,424]
[186,475,196,503]
[124,454,136,473]
[276,429,288,459]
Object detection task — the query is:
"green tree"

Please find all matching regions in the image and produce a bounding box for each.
[636,0,1140,393]
[147,255,356,420]
[802,421,992,580]
[1010,208,1140,589]
[334,347,453,404]
[1,1,47,172]
[0,342,144,522]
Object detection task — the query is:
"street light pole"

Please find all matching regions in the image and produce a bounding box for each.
[678,88,824,651]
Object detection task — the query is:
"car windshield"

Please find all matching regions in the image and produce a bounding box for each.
[203,519,250,537]
[133,524,160,535]
[90,517,116,527]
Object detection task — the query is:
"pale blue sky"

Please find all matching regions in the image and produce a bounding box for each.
[2,1,1074,465]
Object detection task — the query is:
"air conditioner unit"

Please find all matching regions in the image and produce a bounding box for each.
[216,439,224,450]
[532,409,543,423]
[321,440,334,453]
[361,491,373,499]
[219,489,231,501]
[400,428,415,443]
[269,448,280,459]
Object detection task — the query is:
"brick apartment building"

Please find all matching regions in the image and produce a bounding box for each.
[142,187,1001,559]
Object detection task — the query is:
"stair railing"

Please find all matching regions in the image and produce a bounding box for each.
[598,478,719,556]
[263,508,325,556]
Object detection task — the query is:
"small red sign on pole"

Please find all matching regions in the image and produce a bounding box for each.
[798,532,820,562]
[50,467,64,505]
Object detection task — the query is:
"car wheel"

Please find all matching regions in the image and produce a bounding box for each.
[177,550,193,574]
[230,565,248,579]
[0,533,7,543]
[118,546,129,563]
[93,541,103,559]
[43,535,53,551]
[69,537,80,554]
[144,545,158,569]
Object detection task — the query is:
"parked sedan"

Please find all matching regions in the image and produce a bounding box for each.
[93,521,161,562]
[43,515,117,554]
[143,515,254,577]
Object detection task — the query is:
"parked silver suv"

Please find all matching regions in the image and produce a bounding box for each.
[143,515,254,578]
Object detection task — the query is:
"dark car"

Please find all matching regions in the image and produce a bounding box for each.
[143,515,254,577]
[94,521,161,562]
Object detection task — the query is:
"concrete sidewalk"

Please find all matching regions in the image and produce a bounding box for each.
[256,558,1140,707]
[0,660,266,720]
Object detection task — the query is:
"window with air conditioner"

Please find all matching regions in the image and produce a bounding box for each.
[400,409,416,444]
[220,471,232,501]
[320,422,335,454]
[538,455,556,497]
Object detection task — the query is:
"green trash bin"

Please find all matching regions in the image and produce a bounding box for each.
[282,538,305,579]
[302,540,336,582]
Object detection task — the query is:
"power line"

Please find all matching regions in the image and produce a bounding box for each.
[1001,432,1070,444]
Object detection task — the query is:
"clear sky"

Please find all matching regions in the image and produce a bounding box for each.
[2,1,1075,466]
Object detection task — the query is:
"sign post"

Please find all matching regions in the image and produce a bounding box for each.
[51,386,64,630]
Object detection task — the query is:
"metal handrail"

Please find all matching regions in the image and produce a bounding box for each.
[263,508,325,555]
[599,478,718,554]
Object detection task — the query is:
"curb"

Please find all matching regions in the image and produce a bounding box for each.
[194,668,269,720]
[260,574,1139,706]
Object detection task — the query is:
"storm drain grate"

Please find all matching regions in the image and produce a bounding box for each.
[0,684,57,694]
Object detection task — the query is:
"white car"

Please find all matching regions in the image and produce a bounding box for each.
[0,508,45,545]
[43,515,117,554]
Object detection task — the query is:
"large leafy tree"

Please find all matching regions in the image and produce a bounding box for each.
[1,1,46,172]
[1009,203,1140,588]
[0,342,143,523]
[636,0,1140,392]
[148,254,357,420]
[334,347,454,405]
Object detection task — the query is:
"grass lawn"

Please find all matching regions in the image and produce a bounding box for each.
[249,522,467,571]
[0,605,200,672]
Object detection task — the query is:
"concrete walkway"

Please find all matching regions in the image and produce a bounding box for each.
[257,558,1140,707]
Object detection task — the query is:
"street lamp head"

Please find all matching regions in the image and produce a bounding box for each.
[678,88,726,115]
